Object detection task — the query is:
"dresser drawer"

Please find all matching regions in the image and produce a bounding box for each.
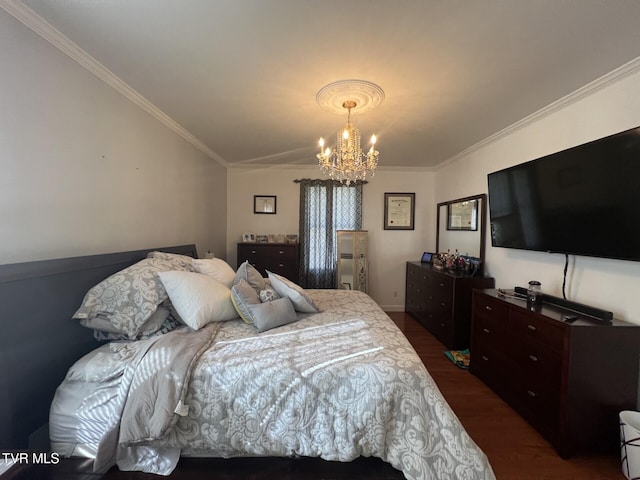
[473,313,509,348]
[271,246,297,261]
[430,274,454,292]
[237,244,270,262]
[473,293,509,346]
[510,309,564,351]
[407,263,431,283]
[511,338,562,385]
[407,263,422,280]
[470,341,511,392]
[511,375,561,429]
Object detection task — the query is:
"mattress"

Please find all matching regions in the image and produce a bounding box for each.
[50,289,495,479]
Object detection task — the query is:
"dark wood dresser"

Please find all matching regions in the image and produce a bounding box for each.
[405,261,495,349]
[237,243,300,283]
[471,289,640,457]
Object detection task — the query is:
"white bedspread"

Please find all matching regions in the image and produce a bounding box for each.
[50,289,495,479]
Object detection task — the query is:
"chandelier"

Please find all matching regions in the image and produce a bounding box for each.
[315,80,384,185]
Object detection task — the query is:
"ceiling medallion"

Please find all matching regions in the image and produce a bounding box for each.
[315,79,385,115]
[316,80,383,185]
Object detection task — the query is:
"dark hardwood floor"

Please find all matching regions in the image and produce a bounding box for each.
[6,312,624,479]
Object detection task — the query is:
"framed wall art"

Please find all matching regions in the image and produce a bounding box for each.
[384,192,415,230]
[254,195,277,214]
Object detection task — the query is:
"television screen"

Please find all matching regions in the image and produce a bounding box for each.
[487,126,640,262]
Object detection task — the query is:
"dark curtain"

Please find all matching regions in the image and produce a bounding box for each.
[297,179,363,288]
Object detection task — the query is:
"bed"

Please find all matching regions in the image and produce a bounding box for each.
[0,245,495,480]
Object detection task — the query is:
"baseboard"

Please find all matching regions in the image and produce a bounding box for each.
[379,304,405,312]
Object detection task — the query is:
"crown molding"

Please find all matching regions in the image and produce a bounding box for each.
[436,55,640,170]
[0,0,227,166]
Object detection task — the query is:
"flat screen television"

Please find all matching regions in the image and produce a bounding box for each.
[487,126,640,262]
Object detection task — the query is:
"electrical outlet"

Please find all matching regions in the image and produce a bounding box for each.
[393,290,398,297]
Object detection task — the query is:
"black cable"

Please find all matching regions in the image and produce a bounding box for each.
[562,253,569,299]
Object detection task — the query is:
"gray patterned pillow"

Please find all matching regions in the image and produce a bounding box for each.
[73,257,190,338]
[266,271,320,313]
[250,297,298,332]
[234,261,266,292]
[230,279,261,325]
[147,251,195,271]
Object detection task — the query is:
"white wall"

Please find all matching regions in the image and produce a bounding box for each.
[436,66,640,324]
[227,166,435,310]
[0,11,227,264]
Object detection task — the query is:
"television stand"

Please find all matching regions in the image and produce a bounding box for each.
[471,289,639,457]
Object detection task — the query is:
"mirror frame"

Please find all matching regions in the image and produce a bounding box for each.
[436,193,487,265]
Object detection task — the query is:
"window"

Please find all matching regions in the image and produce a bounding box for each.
[298,179,362,288]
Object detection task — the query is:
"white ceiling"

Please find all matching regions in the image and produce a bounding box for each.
[9,0,640,169]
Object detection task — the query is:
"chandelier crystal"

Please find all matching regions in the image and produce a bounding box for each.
[317,100,379,185]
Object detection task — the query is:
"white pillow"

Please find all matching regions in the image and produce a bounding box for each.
[266,271,320,313]
[193,258,236,287]
[158,271,238,330]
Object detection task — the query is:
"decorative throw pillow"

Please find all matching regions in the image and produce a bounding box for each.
[158,271,238,330]
[230,279,261,324]
[193,258,236,288]
[266,271,320,313]
[235,261,266,292]
[250,297,298,333]
[259,286,280,303]
[73,257,190,339]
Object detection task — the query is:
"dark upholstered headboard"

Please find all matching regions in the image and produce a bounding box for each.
[0,244,198,449]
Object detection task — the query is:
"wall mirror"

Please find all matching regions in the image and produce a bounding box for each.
[436,194,487,261]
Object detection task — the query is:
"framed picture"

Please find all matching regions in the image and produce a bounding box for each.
[447,199,478,231]
[384,192,415,230]
[254,195,276,214]
[242,232,255,242]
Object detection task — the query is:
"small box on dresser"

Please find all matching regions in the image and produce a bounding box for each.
[470,289,640,458]
[405,261,495,349]
[237,243,300,283]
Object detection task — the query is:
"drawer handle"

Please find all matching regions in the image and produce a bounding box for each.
[483,328,490,334]
[481,355,489,361]
[528,355,538,362]
[251,250,256,254]
[278,263,284,267]
[485,306,492,311]
[441,302,446,307]
[527,390,537,398]
[440,283,445,287]
[278,250,284,254]
[527,324,537,331]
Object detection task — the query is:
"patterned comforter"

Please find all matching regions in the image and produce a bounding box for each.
[50,289,495,479]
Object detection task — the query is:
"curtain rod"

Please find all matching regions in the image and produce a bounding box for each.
[293,178,368,185]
